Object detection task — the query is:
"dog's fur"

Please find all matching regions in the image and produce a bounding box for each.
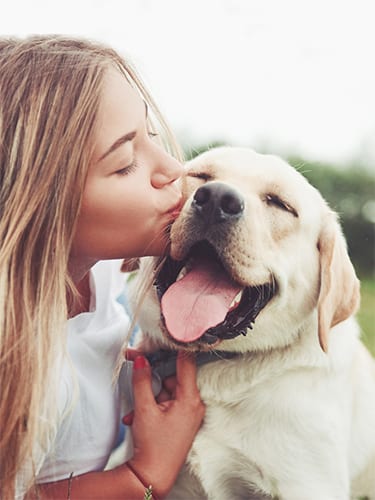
[128,147,375,499]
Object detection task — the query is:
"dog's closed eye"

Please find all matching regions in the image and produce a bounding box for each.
[188,171,213,182]
[265,194,298,217]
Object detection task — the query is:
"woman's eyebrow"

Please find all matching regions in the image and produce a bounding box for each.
[98,130,136,162]
[98,102,148,163]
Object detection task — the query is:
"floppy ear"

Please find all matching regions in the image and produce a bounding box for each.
[121,258,140,273]
[317,213,360,352]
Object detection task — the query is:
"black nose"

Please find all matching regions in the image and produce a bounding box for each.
[192,182,244,224]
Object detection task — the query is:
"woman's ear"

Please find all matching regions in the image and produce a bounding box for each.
[317,213,360,352]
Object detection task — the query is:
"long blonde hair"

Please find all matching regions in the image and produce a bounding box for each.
[0,35,181,498]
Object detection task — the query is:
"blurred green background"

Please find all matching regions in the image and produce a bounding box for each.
[185,144,375,355]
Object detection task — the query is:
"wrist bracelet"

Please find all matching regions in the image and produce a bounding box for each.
[127,462,159,500]
[67,472,73,499]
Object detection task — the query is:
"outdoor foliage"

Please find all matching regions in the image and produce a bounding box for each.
[360,279,375,355]
[288,155,374,279]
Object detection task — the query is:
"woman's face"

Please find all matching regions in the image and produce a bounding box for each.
[71,69,183,271]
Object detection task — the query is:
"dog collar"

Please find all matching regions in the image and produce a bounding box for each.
[146,349,240,380]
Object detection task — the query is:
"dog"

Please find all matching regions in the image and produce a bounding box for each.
[126,147,375,499]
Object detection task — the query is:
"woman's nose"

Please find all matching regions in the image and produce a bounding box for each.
[151,148,183,189]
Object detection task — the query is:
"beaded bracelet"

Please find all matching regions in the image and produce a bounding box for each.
[143,485,154,500]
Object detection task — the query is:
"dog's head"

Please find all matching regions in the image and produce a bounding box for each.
[129,147,359,354]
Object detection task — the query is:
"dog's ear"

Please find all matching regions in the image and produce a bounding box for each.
[121,258,140,273]
[317,213,360,352]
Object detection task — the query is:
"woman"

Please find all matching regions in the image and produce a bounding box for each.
[0,36,204,499]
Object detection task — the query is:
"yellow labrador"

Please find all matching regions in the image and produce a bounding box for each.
[127,147,375,499]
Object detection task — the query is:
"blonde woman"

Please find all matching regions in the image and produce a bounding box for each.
[0,36,205,499]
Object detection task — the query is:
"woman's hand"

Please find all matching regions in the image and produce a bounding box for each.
[125,352,205,498]
[31,352,203,500]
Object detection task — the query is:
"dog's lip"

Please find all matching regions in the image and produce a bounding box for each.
[163,336,223,351]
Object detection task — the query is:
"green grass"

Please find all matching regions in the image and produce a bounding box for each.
[358,278,375,356]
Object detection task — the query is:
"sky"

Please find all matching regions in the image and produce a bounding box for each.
[1,0,375,168]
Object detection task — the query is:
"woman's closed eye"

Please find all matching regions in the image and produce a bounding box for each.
[113,129,159,176]
[115,160,138,176]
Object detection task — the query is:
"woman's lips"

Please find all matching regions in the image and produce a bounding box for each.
[166,199,183,218]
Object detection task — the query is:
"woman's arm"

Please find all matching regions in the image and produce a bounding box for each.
[30,353,205,499]
[30,465,145,499]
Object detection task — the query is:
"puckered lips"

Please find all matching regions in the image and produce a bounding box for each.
[155,241,275,346]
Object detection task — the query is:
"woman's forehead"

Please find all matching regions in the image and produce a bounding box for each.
[92,69,146,161]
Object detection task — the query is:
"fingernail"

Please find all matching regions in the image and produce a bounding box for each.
[122,412,134,426]
[134,356,147,370]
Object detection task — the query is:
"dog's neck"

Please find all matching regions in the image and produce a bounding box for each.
[146,349,241,380]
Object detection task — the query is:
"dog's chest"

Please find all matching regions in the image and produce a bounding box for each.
[190,357,349,495]
[188,399,281,497]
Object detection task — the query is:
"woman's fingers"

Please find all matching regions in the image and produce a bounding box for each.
[128,352,203,421]
[125,347,143,361]
[122,411,134,426]
[162,375,177,396]
[131,356,158,411]
[175,352,201,399]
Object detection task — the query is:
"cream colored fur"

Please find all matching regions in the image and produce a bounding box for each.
[129,147,375,500]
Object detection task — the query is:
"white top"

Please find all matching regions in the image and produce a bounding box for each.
[36,260,129,483]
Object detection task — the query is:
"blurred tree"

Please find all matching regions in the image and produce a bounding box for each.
[184,144,375,278]
[289,156,374,278]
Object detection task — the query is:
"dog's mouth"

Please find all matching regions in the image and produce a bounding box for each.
[155,241,275,346]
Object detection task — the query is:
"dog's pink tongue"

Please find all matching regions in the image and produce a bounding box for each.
[161,257,241,343]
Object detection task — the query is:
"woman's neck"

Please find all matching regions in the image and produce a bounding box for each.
[68,256,98,284]
[68,272,92,317]
[68,257,98,317]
